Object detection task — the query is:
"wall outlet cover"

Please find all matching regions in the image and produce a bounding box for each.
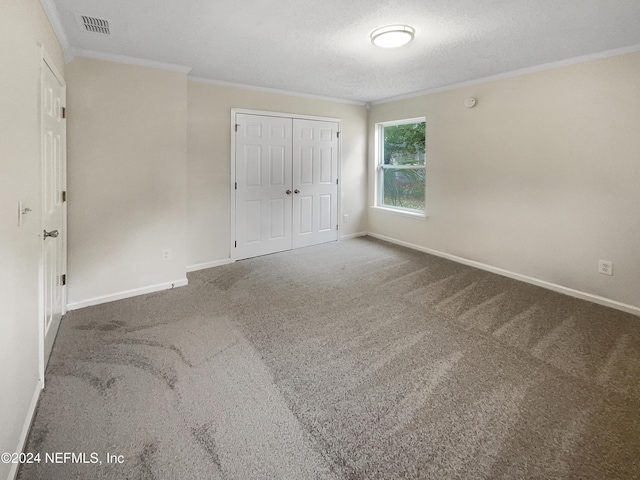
[598,260,613,276]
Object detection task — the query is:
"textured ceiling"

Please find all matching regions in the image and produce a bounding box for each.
[45,0,640,103]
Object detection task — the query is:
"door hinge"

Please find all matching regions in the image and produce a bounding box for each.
[336,178,339,185]
[336,131,340,139]
[234,241,237,248]
[61,107,66,119]
[62,191,67,202]
[235,124,239,132]
[336,225,339,231]
[235,182,237,190]
[60,274,66,286]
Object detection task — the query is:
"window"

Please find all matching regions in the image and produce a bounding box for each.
[376,118,426,214]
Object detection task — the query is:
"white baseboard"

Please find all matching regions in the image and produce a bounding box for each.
[9,379,43,480]
[66,278,189,311]
[340,231,368,240]
[186,258,234,272]
[366,232,640,317]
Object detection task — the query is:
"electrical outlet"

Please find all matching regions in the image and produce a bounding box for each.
[598,260,613,276]
[161,248,172,261]
[343,214,349,223]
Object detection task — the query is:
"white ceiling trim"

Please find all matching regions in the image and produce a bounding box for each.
[41,1,640,103]
[68,48,192,74]
[188,76,366,106]
[371,43,640,105]
[39,0,70,53]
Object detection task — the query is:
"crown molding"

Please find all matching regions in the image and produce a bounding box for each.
[68,48,192,73]
[38,0,640,107]
[40,0,70,52]
[188,76,366,106]
[370,43,640,105]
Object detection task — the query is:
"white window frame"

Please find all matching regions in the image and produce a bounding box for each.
[374,117,426,218]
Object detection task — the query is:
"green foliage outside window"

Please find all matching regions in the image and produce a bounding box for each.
[380,121,426,211]
[383,122,425,165]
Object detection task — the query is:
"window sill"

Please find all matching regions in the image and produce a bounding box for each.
[370,206,427,220]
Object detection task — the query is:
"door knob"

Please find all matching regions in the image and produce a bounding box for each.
[294,189,300,194]
[286,190,292,195]
[43,229,59,239]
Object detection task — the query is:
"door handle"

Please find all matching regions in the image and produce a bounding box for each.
[286,190,292,195]
[294,189,300,194]
[43,229,59,239]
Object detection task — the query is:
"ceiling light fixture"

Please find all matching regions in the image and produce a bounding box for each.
[371,25,415,48]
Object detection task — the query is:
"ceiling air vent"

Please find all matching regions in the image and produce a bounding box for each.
[76,14,110,34]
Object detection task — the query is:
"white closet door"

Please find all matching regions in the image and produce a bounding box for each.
[292,119,339,248]
[235,114,293,260]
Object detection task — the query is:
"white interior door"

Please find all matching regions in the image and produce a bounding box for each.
[235,114,293,260]
[292,119,339,248]
[41,57,66,369]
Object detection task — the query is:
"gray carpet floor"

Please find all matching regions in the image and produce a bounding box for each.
[19,237,640,479]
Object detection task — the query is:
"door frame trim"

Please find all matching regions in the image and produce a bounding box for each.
[39,45,67,385]
[230,108,342,262]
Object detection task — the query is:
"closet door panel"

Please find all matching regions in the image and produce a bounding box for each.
[236,114,293,260]
[292,119,339,249]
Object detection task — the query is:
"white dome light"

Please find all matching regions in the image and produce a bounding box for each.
[371,25,415,48]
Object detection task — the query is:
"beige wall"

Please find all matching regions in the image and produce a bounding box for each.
[64,61,367,301]
[0,0,64,477]
[187,80,368,267]
[66,58,188,306]
[368,51,640,309]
